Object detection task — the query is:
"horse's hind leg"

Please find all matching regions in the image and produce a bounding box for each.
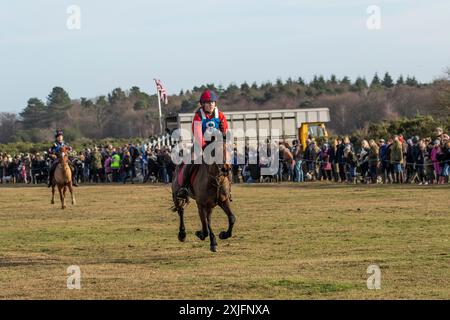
[195,205,209,241]
[68,183,76,205]
[219,201,236,240]
[177,207,186,242]
[206,207,218,252]
[51,185,55,204]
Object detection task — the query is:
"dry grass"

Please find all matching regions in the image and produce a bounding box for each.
[0,183,449,299]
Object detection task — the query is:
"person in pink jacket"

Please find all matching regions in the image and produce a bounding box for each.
[430,140,441,184]
[104,155,112,183]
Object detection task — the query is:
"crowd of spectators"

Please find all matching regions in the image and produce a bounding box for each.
[1,128,449,186]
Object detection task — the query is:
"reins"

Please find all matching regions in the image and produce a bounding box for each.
[209,164,230,203]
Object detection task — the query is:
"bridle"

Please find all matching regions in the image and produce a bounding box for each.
[58,148,70,167]
[209,163,231,203]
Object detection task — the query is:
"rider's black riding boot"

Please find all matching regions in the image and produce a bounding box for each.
[176,164,192,200]
[47,163,56,187]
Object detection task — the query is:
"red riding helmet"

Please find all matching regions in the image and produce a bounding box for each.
[199,90,217,103]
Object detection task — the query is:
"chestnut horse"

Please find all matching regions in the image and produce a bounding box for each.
[51,146,76,209]
[171,145,236,252]
[279,143,295,181]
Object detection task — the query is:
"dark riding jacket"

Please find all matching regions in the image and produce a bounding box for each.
[48,142,72,156]
[48,142,73,165]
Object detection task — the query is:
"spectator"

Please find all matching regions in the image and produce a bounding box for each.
[344,145,357,184]
[121,151,134,184]
[318,144,332,181]
[368,139,379,184]
[90,146,103,183]
[111,151,121,182]
[104,154,112,183]
[415,140,428,185]
[359,140,370,181]
[390,136,404,183]
[430,140,442,184]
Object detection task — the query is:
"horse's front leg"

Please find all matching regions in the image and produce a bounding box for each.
[68,183,76,205]
[177,207,186,242]
[195,205,209,242]
[206,207,218,252]
[218,201,236,240]
[59,186,66,209]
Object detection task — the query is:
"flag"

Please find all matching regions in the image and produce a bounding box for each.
[154,79,168,105]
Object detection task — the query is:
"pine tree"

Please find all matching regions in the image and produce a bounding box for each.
[46,87,72,125]
[340,76,351,85]
[396,75,404,85]
[310,75,319,88]
[240,82,250,93]
[381,72,394,88]
[351,77,368,91]
[108,88,126,105]
[276,78,284,87]
[297,77,305,86]
[371,73,381,87]
[406,76,419,87]
[20,98,47,129]
[226,83,239,95]
[330,74,338,85]
[47,87,71,108]
[129,86,141,98]
[80,97,93,108]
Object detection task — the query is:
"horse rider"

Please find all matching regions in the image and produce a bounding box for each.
[176,89,229,200]
[47,130,78,187]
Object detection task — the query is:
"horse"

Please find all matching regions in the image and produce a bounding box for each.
[171,144,236,252]
[51,146,76,209]
[279,143,295,181]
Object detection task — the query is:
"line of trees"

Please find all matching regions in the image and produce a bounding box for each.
[0,71,448,144]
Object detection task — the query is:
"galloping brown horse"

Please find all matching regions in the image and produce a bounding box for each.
[171,145,236,252]
[51,146,76,209]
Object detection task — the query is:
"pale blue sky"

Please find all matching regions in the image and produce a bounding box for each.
[1,0,450,112]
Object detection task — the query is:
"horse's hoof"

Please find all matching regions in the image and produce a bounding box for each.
[210,245,218,252]
[195,231,206,241]
[219,231,230,240]
[178,232,186,242]
[51,201,54,205]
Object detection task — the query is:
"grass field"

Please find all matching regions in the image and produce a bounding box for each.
[0,183,449,299]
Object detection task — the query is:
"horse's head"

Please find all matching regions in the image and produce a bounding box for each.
[58,146,69,163]
[209,163,231,177]
[220,163,231,176]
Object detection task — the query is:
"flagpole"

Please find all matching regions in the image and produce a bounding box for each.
[155,82,163,135]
